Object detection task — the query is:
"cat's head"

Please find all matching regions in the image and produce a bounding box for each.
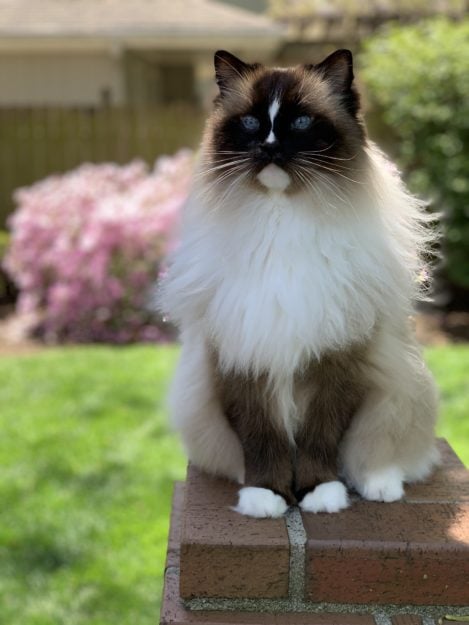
[201,49,366,195]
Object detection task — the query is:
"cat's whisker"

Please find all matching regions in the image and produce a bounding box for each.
[204,153,249,160]
[215,151,251,155]
[295,169,330,209]
[203,167,247,192]
[294,165,343,212]
[194,168,238,196]
[198,157,251,170]
[195,158,251,178]
[294,157,365,186]
[311,169,358,214]
[315,173,350,206]
[208,169,251,212]
[294,156,358,175]
[294,154,362,172]
[200,151,250,161]
[195,163,251,207]
[294,162,351,210]
[298,150,359,162]
[298,142,337,155]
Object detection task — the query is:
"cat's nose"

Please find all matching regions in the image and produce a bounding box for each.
[258,141,284,165]
[260,140,280,156]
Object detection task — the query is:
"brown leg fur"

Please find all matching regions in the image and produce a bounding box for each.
[294,346,369,500]
[212,343,369,506]
[213,363,296,504]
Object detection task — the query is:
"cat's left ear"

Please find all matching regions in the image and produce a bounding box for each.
[214,50,258,95]
[307,49,354,93]
[306,49,359,115]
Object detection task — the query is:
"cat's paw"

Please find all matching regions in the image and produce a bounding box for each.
[359,466,404,502]
[234,487,288,518]
[299,481,349,513]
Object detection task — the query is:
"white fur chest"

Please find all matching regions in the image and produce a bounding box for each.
[190,190,390,378]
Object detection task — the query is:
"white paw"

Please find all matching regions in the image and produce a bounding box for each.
[234,487,288,518]
[359,466,404,502]
[299,481,349,513]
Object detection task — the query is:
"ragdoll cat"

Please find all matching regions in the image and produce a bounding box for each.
[160,49,439,518]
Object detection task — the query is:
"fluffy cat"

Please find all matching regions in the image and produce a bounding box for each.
[159,49,439,518]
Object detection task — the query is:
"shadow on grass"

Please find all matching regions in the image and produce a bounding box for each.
[5,531,83,575]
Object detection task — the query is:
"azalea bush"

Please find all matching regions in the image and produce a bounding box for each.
[3,151,193,343]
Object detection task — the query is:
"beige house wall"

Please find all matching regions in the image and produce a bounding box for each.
[0,51,125,106]
[0,40,279,108]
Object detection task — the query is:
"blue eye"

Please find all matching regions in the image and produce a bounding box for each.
[291,115,313,131]
[241,115,260,132]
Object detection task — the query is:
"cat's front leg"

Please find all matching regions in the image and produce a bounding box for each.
[215,370,295,518]
[294,446,349,514]
[293,349,366,513]
[234,422,296,517]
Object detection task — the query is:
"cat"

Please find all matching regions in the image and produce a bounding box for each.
[159,49,439,518]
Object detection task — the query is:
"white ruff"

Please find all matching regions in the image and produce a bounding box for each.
[163,165,413,380]
[203,193,382,376]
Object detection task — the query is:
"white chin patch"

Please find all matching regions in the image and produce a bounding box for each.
[234,486,288,518]
[257,163,291,192]
[299,481,349,514]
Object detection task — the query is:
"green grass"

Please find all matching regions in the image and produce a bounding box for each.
[0,345,183,625]
[425,344,469,464]
[0,343,467,625]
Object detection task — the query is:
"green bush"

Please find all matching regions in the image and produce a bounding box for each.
[360,18,469,290]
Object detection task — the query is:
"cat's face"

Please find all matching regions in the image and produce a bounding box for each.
[203,49,366,195]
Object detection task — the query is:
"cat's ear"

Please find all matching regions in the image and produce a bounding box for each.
[214,50,257,95]
[306,49,359,115]
[308,49,354,93]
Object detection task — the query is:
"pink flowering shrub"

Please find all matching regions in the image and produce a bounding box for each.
[4,150,193,343]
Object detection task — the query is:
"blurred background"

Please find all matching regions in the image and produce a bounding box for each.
[0,1,467,624]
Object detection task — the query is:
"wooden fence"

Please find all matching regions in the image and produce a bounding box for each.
[0,106,205,229]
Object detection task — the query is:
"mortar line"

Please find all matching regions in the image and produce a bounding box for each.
[285,506,307,608]
[184,592,469,618]
[373,609,394,625]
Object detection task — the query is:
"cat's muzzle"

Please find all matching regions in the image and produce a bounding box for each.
[255,141,286,168]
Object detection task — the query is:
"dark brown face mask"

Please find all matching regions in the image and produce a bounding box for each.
[205,49,366,194]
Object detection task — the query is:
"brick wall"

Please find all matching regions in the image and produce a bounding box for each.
[160,439,469,625]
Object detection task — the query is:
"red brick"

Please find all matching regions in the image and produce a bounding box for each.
[165,482,185,571]
[405,439,469,503]
[179,465,290,600]
[436,438,466,468]
[303,500,469,605]
[161,568,376,624]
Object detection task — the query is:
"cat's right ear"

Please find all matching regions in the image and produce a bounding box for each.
[214,50,257,95]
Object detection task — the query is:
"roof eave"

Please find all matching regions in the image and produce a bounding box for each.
[0,29,285,53]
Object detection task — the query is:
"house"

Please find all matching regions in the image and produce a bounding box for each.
[0,0,284,108]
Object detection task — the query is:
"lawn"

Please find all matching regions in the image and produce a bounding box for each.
[0,344,467,625]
